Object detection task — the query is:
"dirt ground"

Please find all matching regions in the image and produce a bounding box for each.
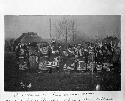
[4,52,121,91]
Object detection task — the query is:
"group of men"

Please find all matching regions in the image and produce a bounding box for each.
[39,40,120,72]
[15,39,121,72]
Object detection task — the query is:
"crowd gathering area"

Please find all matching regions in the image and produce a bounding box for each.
[4,32,121,91]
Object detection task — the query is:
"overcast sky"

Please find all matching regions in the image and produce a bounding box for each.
[4,15,121,40]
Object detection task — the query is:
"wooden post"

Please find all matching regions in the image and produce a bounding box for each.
[49,18,52,39]
[66,26,68,49]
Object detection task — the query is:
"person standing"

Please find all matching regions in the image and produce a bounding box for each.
[84,48,89,71]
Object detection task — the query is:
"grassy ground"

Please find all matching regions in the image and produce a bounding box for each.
[4,52,121,91]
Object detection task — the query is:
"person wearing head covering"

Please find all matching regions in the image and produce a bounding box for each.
[84,48,89,71]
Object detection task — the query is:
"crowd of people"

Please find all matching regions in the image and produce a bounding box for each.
[15,38,121,73]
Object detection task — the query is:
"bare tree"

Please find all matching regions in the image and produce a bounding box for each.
[5,38,15,52]
[55,17,77,46]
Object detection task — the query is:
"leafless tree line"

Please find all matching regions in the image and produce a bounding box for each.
[54,17,77,44]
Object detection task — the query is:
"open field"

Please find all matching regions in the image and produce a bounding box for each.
[4,52,121,91]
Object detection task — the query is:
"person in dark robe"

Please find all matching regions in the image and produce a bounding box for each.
[84,48,89,71]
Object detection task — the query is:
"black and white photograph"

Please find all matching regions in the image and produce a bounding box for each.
[4,15,121,91]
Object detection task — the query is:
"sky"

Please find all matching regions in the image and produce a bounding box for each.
[4,15,121,40]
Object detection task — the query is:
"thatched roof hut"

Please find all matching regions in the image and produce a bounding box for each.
[14,32,43,46]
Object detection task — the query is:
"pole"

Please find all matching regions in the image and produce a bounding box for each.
[49,18,52,39]
[72,21,74,42]
[66,26,67,48]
